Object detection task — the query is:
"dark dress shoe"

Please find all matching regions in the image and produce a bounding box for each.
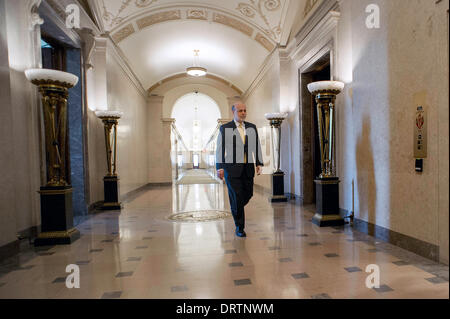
[235,229,247,237]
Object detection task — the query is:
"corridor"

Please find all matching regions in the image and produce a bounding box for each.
[0,0,448,303]
[0,179,447,299]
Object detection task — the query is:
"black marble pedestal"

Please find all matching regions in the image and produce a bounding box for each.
[34,186,80,246]
[270,171,288,203]
[99,175,122,210]
[312,177,345,227]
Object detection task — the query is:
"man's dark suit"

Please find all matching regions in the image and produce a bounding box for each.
[216,120,264,232]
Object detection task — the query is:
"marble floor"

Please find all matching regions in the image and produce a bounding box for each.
[0,174,448,299]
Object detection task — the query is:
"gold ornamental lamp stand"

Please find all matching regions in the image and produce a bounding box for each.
[95,110,123,210]
[25,68,81,246]
[265,113,288,203]
[307,81,345,227]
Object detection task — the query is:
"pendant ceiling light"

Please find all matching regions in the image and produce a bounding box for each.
[187,50,207,77]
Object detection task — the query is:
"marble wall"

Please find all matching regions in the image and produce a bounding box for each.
[85,39,150,202]
[0,0,42,247]
[244,0,448,263]
[147,96,172,183]
[105,49,149,196]
[244,51,282,192]
[344,0,449,263]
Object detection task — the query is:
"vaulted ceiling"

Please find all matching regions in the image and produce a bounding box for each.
[87,0,312,93]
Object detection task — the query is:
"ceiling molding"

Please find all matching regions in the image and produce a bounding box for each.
[288,10,340,66]
[212,12,254,37]
[110,7,275,52]
[87,0,106,33]
[110,23,135,43]
[100,2,285,42]
[136,9,182,29]
[278,0,303,46]
[293,0,339,45]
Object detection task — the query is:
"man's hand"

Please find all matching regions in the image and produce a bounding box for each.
[217,169,224,180]
[256,166,262,176]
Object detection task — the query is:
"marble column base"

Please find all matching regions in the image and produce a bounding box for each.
[34,228,80,246]
[270,171,288,203]
[312,178,344,227]
[99,175,122,210]
[35,186,80,246]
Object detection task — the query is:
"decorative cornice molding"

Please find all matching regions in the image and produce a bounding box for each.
[213,12,254,37]
[111,23,135,43]
[255,32,275,51]
[292,0,339,47]
[303,0,321,18]
[101,2,284,42]
[87,0,106,33]
[108,5,276,51]
[235,0,283,42]
[288,10,340,65]
[28,0,43,31]
[187,8,208,20]
[136,10,181,29]
[78,28,96,68]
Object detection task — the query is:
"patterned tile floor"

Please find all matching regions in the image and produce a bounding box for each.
[0,179,448,299]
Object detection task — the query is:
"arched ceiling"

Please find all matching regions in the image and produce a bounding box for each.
[88,0,309,93]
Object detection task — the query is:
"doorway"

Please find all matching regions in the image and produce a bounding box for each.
[300,52,331,204]
[40,33,88,224]
[193,154,200,169]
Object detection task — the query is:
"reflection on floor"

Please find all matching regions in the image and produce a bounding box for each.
[0,181,448,299]
[176,169,219,185]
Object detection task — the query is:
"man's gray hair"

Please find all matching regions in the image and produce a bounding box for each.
[231,101,244,112]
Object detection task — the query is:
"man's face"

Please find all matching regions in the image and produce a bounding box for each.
[233,103,247,123]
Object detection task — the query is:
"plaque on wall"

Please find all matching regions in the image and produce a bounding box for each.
[413,105,427,158]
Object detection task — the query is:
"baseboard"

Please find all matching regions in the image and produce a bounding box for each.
[120,182,172,203]
[352,217,440,262]
[339,208,353,219]
[285,193,304,203]
[88,201,104,213]
[16,225,40,240]
[0,239,20,262]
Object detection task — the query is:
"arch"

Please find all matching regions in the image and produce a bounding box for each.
[149,73,243,96]
[171,92,222,151]
[162,83,233,120]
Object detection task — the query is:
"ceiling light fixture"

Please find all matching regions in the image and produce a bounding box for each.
[187,50,207,77]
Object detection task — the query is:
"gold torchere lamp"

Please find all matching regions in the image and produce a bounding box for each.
[25,68,80,245]
[265,112,288,202]
[95,110,123,210]
[307,81,345,227]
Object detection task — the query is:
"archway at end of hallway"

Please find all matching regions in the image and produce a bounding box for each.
[171,91,221,174]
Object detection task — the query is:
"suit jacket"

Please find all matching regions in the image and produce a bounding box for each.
[215,120,264,178]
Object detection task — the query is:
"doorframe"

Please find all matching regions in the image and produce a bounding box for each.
[289,9,341,204]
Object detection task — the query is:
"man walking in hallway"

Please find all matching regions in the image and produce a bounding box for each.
[216,102,264,237]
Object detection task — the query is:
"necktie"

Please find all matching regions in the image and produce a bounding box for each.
[238,123,247,163]
[237,123,245,144]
